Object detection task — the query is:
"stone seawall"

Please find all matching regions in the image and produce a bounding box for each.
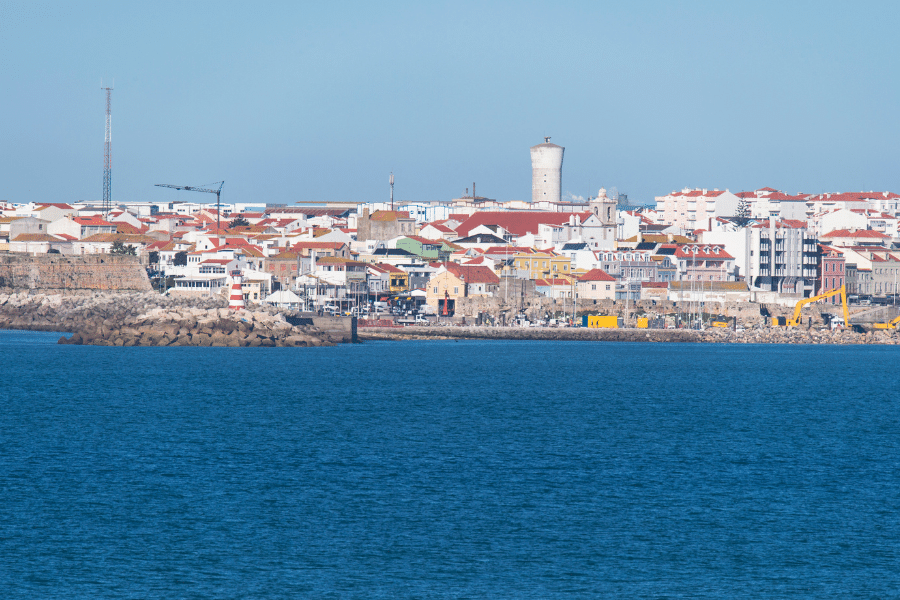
[360,324,900,345]
[0,291,355,347]
[0,254,152,292]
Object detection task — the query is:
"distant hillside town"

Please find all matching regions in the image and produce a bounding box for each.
[2,140,897,319]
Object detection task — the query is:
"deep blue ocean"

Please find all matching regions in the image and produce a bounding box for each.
[1,330,898,598]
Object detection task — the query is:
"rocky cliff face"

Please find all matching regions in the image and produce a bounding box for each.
[0,254,152,292]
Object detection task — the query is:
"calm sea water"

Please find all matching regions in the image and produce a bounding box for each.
[1,330,898,598]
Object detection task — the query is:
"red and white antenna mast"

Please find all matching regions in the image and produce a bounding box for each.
[101,81,113,218]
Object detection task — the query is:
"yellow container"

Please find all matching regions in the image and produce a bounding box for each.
[587,315,619,329]
[636,317,649,329]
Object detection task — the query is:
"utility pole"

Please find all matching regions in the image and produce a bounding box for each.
[101,82,113,218]
[390,172,394,211]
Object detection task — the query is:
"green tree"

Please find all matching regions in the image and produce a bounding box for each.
[148,250,160,265]
[111,240,137,255]
[174,251,188,266]
[230,216,250,228]
[734,198,752,227]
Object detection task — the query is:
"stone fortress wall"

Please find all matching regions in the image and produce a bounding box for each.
[0,254,152,292]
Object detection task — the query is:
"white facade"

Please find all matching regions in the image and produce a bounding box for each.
[702,221,818,295]
[655,188,740,229]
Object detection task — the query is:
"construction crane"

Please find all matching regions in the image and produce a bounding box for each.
[772,284,850,327]
[155,181,225,233]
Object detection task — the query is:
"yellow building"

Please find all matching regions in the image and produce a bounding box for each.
[513,251,572,280]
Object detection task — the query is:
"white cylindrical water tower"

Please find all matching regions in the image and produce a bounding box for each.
[531,137,564,203]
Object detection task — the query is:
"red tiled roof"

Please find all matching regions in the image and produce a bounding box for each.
[423,223,455,233]
[751,219,807,229]
[373,262,405,274]
[74,216,115,227]
[369,210,411,221]
[673,244,734,260]
[578,268,616,282]
[36,203,75,210]
[403,235,444,245]
[114,222,149,234]
[809,192,900,203]
[12,233,63,242]
[669,189,728,198]
[767,192,809,201]
[291,241,346,250]
[455,211,593,237]
[821,229,888,239]
[443,263,500,285]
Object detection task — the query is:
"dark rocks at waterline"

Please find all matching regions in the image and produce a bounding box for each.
[0,291,346,347]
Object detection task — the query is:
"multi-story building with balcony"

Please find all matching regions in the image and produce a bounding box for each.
[654,188,740,230]
[703,219,819,296]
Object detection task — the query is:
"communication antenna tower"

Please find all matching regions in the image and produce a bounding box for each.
[390,172,394,211]
[101,81,113,218]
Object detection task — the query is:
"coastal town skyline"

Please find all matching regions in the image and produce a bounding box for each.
[3,1,899,207]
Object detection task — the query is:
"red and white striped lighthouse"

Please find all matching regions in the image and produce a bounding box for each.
[228,270,245,311]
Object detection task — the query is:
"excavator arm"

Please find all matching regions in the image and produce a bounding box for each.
[775,285,849,327]
[873,313,900,329]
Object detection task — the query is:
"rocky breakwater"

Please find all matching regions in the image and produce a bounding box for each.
[699,324,900,345]
[361,323,900,345]
[0,291,348,347]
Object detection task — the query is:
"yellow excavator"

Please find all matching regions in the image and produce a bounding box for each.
[873,314,900,329]
[772,284,850,327]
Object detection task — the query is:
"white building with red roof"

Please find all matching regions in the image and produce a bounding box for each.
[672,244,735,282]
[805,191,900,217]
[811,208,867,236]
[419,222,458,241]
[425,263,500,314]
[735,188,811,221]
[654,188,740,229]
[820,228,890,247]
[576,268,616,301]
[454,210,613,250]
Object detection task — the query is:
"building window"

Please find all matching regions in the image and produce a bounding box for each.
[433,287,437,293]
[454,287,458,294]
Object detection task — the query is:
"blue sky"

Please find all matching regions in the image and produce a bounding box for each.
[2,0,898,207]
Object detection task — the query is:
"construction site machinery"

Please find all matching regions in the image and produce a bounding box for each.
[872,314,900,329]
[771,284,850,327]
[155,181,225,233]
